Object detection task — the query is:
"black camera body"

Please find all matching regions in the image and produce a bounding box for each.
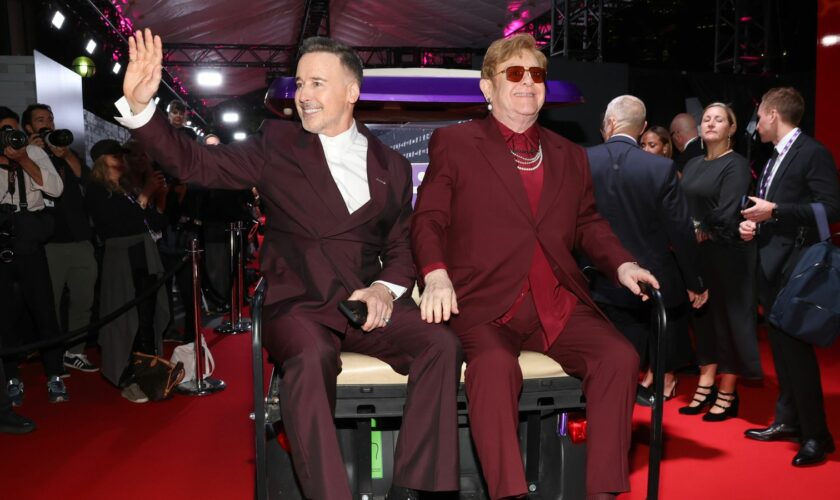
[0,203,15,263]
[39,127,74,148]
[0,125,27,150]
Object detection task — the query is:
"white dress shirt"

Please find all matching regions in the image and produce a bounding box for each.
[114,98,406,299]
[0,145,63,211]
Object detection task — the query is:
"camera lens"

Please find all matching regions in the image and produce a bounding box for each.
[42,129,74,148]
[0,126,28,150]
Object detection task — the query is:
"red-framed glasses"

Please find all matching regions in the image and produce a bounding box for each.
[496,66,547,83]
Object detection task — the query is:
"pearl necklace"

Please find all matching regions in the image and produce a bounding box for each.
[704,148,733,161]
[510,144,543,171]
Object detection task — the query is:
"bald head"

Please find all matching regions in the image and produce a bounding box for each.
[602,95,647,140]
[669,113,698,152]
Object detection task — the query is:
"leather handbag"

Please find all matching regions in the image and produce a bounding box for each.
[769,203,840,347]
[132,352,186,400]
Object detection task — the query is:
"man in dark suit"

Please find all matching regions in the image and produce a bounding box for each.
[740,87,840,466]
[119,29,463,500]
[670,112,703,173]
[412,35,659,500]
[587,96,706,404]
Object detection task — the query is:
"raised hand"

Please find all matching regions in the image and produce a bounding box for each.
[124,28,163,114]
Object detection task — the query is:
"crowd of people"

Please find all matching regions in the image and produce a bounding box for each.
[0,100,256,428]
[2,27,838,500]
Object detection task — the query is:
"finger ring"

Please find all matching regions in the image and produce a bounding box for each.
[384,317,391,325]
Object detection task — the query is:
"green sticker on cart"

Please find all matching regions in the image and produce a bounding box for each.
[371,418,383,479]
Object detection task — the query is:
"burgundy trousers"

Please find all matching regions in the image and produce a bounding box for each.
[458,294,638,498]
[263,300,463,500]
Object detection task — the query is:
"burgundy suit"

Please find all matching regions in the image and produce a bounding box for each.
[411,117,639,497]
[132,110,463,499]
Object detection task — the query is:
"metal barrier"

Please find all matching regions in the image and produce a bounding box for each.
[251,278,269,500]
[177,238,226,396]
[216,221,252,334]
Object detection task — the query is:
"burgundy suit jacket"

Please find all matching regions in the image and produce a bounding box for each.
[132,110,416,332]
[411,117,634,335]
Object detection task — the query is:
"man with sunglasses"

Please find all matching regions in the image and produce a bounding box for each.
[412,34,658,500]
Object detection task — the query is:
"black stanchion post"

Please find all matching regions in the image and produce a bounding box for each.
[179,238,226,396]
[215,221,250,334]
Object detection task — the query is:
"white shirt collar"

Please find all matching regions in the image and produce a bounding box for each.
[684,135,700,148]
[775,127,800,153]
[318,121,360,153]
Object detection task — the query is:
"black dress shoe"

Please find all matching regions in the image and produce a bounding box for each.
[744,423,800,442]
[386,485,420,500]
[792,438,836,467]
[0,411,36,434]
[636,384,654,407]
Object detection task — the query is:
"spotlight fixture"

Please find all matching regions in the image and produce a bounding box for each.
[186,120,193,127]
[51,11,65,29]
[197,71,222,87]
[85,40,97,54]
[112,62,122,74]
[154,97,160,104]
[233,131,247,141]
[222,112,240,123]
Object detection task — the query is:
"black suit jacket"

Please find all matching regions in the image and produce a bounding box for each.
[675,137,703,173]
[756,132,840,284]
[586,135,704,308]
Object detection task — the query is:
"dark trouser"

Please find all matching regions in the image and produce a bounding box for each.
[599,301,693,373]
[0,248,64,379]
[45,241,98,355]
[262,301,463,500]
[159,237,196,335]
[131,270,159,356]
[458,294,638,498]
[758,271,831,442]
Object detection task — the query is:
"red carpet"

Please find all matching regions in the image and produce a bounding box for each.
[2,329,839,499]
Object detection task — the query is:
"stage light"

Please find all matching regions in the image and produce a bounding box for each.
[85,40,97,54]
[72,56,96,78]
[154,97,160,104]
[112,62,122,74]
[821,35,840,47]
[186,120,193,127]
[233,131,246,141]
[51,11,65,29]
[197,71,222,87]
[222,112,239,123]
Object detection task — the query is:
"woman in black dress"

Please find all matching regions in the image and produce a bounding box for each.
[85,140,169,402]
[678,103,761,421]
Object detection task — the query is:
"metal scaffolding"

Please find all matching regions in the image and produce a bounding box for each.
[714,0,774,74]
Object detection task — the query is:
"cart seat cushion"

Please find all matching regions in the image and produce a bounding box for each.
[336,350,568,386]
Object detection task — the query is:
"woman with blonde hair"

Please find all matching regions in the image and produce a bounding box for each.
[678,103,761,421]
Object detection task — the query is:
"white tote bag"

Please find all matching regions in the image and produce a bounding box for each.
[170,334,215,383]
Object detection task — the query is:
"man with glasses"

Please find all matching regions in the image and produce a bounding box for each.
[412,35,658,500]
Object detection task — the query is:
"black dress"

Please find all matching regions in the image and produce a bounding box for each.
[681,152,762,379]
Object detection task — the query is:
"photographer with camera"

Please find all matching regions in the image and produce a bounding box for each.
[22,104,98,374]
[0,106,69,404]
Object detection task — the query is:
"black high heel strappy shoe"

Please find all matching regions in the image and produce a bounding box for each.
[678,384,717,415]
[702,390,739,422]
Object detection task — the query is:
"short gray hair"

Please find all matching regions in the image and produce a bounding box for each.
[603,95,646,133]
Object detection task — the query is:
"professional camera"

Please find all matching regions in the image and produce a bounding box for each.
[0,125,27,150]
[0,203,15,263]
[38,127,74,148]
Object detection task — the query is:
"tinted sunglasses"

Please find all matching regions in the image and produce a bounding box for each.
[496,66,547,83]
